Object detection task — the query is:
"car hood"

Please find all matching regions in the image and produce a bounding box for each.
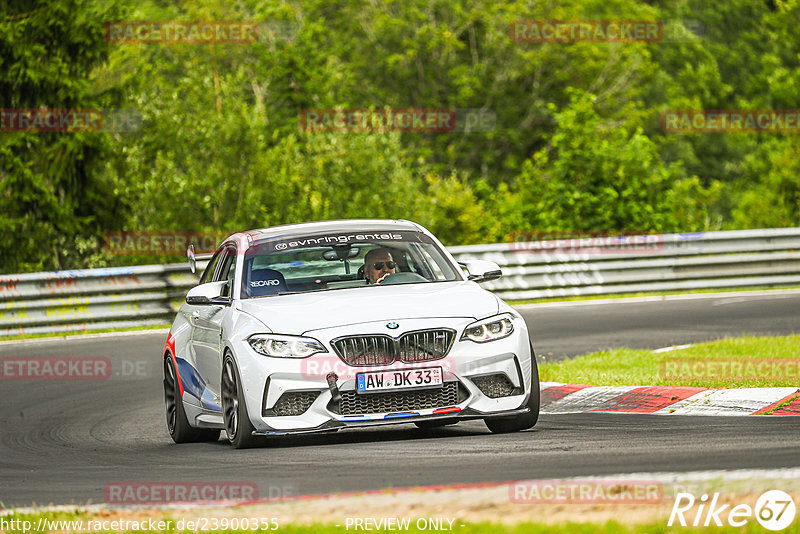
[238,281,499,334]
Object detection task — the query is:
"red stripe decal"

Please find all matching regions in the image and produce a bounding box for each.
[601,386,708,413]
[540,384,594,407]
[432,407,461,415]
[164,332,184,396]
[754,392,800,415]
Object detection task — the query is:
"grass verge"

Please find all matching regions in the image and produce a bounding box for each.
[538,334,800,389]
[0,324,170,342]
[3,513,798,534]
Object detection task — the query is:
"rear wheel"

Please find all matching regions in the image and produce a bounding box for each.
[163,355,219,443]
[485,345,540,434]
[221,353,260,449]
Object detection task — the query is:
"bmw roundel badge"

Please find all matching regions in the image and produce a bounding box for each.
[386,322,399,329]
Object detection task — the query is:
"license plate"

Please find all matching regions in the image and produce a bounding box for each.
[356,367,443,393]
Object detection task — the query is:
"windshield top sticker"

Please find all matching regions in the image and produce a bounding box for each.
[269,232,412,251]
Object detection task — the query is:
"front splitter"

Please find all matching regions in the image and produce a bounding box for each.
[251,407,532,436]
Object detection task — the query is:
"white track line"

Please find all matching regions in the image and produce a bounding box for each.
[513,288,800,309]
[652,344,693,353]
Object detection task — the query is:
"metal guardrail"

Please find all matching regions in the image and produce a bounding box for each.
[458,228,800,300]
[1,228,798,336]
[0,264,204,337]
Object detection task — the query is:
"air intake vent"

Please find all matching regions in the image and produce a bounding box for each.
[337,382,460,416]
[269,391,320,416]
[471,374,516,398]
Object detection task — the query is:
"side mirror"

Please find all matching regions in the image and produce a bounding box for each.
[459,260,502,283]
[187,244,197,274]
[188,244,215,275]
[186,281,230,306]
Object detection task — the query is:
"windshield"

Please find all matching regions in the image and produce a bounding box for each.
[241,230,461,298]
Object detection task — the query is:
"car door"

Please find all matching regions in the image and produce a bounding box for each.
[189,244,236,410]
[182,245,222,391]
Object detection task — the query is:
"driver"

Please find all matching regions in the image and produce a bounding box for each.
[364,248,396,284]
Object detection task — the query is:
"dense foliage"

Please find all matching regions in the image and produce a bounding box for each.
[1,0,799,272]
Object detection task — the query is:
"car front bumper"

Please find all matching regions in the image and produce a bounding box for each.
[231,316,534,434]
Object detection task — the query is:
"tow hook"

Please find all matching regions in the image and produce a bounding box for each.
[326,373,341,403]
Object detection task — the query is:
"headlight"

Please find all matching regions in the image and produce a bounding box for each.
[248,334,328,358]
[461,314,515,343]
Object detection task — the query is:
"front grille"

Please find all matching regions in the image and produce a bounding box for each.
[332,329,455,366]
[397,329,455,362]
[471,373,516,398]
[339,382,459,416]
[332,335,395,366]
[270,391,320,416]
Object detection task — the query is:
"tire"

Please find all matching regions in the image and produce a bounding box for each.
[163,355,220,443]
[485,344,540,434]
[415,418,459,429]
[221,353,260,449]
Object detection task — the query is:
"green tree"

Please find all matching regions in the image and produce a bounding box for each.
[507,90,717,234]
[0,0,123,272]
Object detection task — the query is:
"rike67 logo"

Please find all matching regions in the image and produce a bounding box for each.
[669,490,796,531]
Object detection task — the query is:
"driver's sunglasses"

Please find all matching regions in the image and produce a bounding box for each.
[371,261,396,271]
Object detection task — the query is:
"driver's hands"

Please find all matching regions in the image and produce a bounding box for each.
[376,272,392,284]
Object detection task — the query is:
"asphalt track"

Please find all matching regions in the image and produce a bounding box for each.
[1,292,798,507]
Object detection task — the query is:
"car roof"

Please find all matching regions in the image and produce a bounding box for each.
[233,219,424,244]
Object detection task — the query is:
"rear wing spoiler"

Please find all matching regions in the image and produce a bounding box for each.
[187,244,214,274]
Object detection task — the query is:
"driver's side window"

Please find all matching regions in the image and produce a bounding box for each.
[216,247,237,297]
[199,249,223,285]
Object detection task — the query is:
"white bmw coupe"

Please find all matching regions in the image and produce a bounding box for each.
[163,219,539,448]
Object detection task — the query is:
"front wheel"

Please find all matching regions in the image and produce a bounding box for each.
[163,355,219,443]
[485,345,540,434]
[221,353,260,449]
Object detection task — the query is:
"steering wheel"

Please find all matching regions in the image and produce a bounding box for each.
[377,272,427,285]
[375,272,396,285]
